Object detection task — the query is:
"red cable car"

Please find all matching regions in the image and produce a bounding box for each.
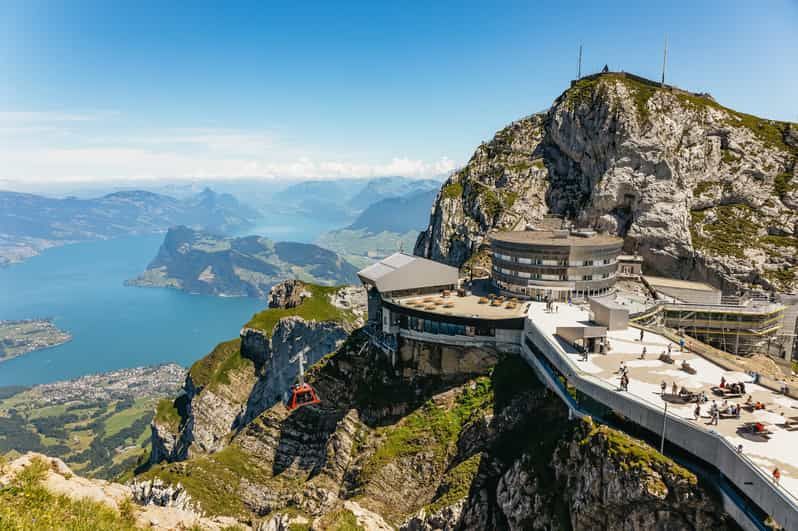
[287,382,321,410]
[286,346,321,411]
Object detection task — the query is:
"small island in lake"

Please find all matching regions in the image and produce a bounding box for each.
[0,319,72,361]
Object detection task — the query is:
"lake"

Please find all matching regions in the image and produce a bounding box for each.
[0,234,265,386]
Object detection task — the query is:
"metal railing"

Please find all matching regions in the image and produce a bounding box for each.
[522,319,798,529]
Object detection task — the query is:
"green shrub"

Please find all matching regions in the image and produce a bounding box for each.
[442,182,463,200]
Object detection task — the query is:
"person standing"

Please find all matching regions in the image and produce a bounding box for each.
[694,404,701,421]
[661,381,667,396]
[773,468,781,485]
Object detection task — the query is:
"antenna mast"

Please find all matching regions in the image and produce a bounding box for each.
[661,35,668,87]
[577,44,583,79]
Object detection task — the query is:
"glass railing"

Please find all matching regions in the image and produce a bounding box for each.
[523,325,798,511]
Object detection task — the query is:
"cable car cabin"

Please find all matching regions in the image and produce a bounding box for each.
[287,383,320,411]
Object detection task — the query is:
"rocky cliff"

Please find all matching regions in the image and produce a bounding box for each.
[142,312,739,529]
[415,72,798,294]
[150,281,366,462]
[128,226,360,297]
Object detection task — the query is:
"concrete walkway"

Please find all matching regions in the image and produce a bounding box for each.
[527,300,798,504]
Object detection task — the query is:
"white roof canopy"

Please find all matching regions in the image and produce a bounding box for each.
[357,252,459,294]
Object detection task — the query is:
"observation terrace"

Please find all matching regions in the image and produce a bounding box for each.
[521,300,798,530]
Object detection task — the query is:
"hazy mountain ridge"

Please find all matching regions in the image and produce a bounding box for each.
[0,187,260,266]
[127,226,359,297]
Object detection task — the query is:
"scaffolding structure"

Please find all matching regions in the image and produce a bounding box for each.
[632,301,785,356]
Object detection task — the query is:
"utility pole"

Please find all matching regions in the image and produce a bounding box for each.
[660,400,669,453]
[577,44,583,79]
[661,35,668,87]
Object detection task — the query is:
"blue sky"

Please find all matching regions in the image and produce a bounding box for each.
[1,0,796,185]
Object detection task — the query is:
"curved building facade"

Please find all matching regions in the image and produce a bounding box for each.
[490,229,624,301]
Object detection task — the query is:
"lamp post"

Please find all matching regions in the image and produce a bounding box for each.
[660,401,669,454]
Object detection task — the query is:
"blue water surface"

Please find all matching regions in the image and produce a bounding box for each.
[0,234,265,386]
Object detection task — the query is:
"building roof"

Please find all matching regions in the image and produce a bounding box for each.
[643,275,719,292]
[589,296,629,311]
[490,230,623,247]
[357,252,459,294]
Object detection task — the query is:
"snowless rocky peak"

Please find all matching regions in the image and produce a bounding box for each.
[416,72,798,294]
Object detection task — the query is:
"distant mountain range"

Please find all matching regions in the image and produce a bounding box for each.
[314,188,438,268]
[0,188,259,266]
[270,176,441,219]
[346,177,441,210]
[348,189,437,233]
[127,226,358,297]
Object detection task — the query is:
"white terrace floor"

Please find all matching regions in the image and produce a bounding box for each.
[527,300,798,502]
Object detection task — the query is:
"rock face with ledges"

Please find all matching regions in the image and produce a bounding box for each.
[417,73,798,293]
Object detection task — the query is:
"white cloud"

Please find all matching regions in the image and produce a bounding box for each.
[0,110,459,184]
[0,110,118,123]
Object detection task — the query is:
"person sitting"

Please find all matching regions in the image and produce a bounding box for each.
[700,391,708,403]
[739,382,746,394]
[720,376,726,388]
[755,422,765,433]
[745,395,753,405]
[754,401,765,410]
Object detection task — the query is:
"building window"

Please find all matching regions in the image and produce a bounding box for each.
[583,259,594,266]
[582,275,593,281]
[518,271,530,278]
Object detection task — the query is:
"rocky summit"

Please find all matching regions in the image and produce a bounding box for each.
[415,72,798,294]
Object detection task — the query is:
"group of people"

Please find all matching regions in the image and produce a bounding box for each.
[745,395,767,410]
[544,299,559,313]
[719,376,746,395]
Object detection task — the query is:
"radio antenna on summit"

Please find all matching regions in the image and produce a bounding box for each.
[577,44,583,79]
[661,35,668,87]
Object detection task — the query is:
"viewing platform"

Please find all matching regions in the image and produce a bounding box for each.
[521,300,798,530]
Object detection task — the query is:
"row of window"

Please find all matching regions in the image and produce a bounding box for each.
[495,280,614,300]
[400,315,496,337]
[494,253,616,267]
[496,266,614,282]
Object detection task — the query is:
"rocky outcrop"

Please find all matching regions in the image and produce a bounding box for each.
[268,279,311,308]
[150,281,361,462]
[240,318,350,425]
[494,420,735,530]
[150,418,181,463]
[130,478,197,512]
[1,453,236,530]
[416,72,798,293]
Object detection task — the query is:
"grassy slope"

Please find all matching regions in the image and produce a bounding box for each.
[244,284,356,337]
[0,457,140,531]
